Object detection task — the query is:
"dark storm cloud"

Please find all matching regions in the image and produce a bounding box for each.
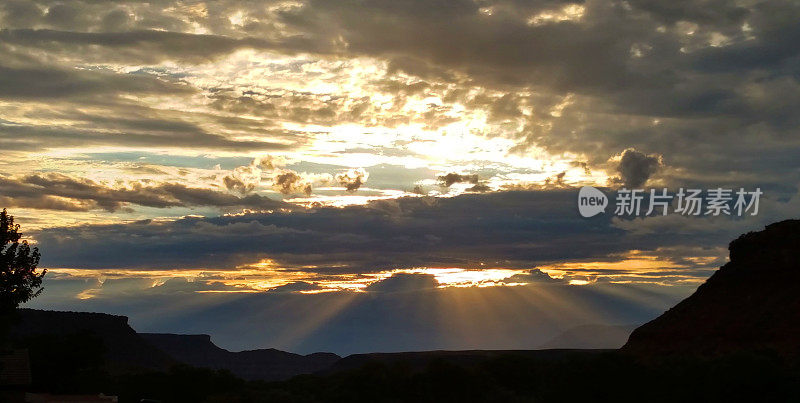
[364,273,439,293]
[31,190,746,272]
[0,173,289,212]
[438,173,479,187]
[614,149,663,188]
[438,172,490,192]
[291,0,644,90]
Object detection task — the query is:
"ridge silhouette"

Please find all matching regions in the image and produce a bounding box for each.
[624,219,800,356]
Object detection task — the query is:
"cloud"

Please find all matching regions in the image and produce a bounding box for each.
[500,269,561,284]
[544,171,567,188]
[365,273,439,293]
[222,164,262,194]
[221,156,331,197]
[267,281,323,293]
[255,155,287,171]
[0,64,193,99]
[273,170,312,195]
[0,114,300,152]
[0,0,798,196]
[0,1,42,29]
[222,157,370,197]
[33,185,781,282]
[466,183,491,192]
[0,173,288,212]
[31,189,737,274]
[438,173,479,187]
[335,168,368,192]
[0,28,326,64]
[613,149,663,188]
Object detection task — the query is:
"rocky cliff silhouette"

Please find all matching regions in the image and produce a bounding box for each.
[623,219,800,356]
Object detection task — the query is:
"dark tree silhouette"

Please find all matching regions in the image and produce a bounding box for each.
[0,209,45,313]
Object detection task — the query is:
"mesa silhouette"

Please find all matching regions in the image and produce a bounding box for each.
[624,219,800,356]
[140,333,339,381]
[7,309,338,382]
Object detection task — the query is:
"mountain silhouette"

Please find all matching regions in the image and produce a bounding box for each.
[140,333,340,381]
[623,219,800,356]
[10,309,175,372]
[8,310,340,381]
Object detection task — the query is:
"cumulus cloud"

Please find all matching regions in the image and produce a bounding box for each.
[273,170,313,195]
[613,149,663,188]
[335,168,368,192]
[223,156,329,196]
[255,155,287,171]
[222,164,262,194]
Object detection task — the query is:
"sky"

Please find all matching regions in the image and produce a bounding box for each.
[4,0,800,354]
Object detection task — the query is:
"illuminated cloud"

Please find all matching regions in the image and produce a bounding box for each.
[273,170,312,195]
[336,168,368,192]
[0,173,289,212]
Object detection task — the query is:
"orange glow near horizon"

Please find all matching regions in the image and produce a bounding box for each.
[42,247,722,300]
[537,249,722,285]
